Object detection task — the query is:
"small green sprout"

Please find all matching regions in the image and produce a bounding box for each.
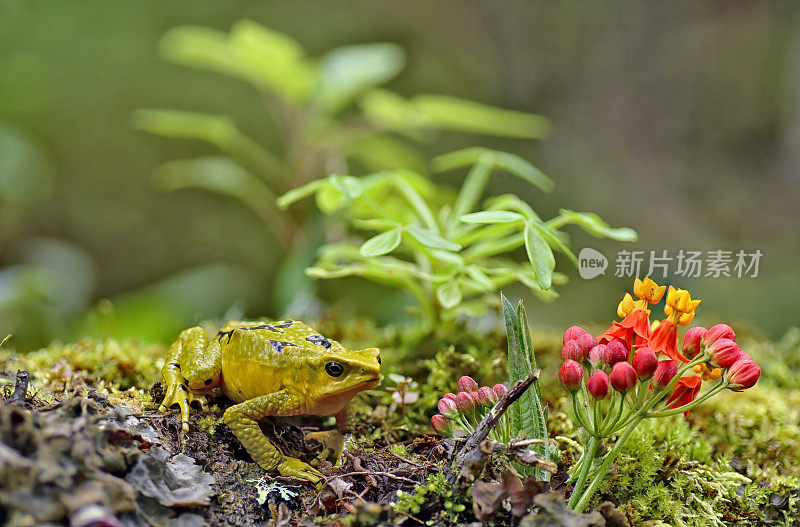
[279,147,637,327]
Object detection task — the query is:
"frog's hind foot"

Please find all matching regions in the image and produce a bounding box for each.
[305,429,345,462]
[157,381,210,433]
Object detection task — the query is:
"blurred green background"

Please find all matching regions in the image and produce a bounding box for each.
[2,0,799,350]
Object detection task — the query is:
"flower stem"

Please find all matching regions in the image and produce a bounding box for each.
[568,435,599,509]
[572,415,644,512]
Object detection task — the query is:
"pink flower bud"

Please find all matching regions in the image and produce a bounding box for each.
[603,338,628,366]
[456,391,475,412]
[707,338,742,369]
[442,392,457,402]
[437,397,458,417]
[739,351,753,361]
[563,325,586,344]
[632,347,658,380]
[558,359,584,392]
[652,360,678,389]
[586,370,610,399]
[561,340,583,362]
[705,324,735,345]
[726,359,760,391]
[476,386,497,406]
[682,326,707,358]
[431,414,450,434]
[492,383,508,399]
[610,361,637,392]
[589,344,606,366]
[458,376,478,393]
[575,334,598,360]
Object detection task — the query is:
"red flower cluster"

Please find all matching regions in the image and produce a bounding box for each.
[560,279,760,417]
[431,376,506,434]
[559,325,673,399]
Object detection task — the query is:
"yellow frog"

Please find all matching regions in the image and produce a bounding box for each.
[157,320,381,482]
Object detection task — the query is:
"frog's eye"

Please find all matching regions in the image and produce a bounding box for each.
[325,362,345,377]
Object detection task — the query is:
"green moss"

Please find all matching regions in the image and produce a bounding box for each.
[8,338,164,391]
[392,470,470,525]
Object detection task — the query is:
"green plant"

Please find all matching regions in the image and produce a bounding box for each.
[279,147,636,327]
[132,21,552,313]
[502,294,553,481]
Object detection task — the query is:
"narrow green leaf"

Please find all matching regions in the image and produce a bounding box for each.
[428,249,464,267]
[330,174,364,199]
[412,95,552,138]
[451,155,493,223]
[392,172,438,231]
[523,223,555,290]
[316,43,405,113]
[360,228,402,257]
[436,282,462,309]
[406,225,461,251]
[492,151,554,192]
[528,222,578,267]
[465,266,494,291]
[501,293,524,434]
[485,194,541,222]
[559,209,638,242]
[276,179,328,209]
[431,147,486,173]
[516,301,551,480]
[460,211,524,224]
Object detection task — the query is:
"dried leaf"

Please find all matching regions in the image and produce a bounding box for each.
[471,481,507,520]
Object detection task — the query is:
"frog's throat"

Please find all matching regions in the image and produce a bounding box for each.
[303,377,379,415]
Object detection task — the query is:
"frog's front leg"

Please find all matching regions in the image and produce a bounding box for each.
[158,326,222,432]
[223,391,323,483]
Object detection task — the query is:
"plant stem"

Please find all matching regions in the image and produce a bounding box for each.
[647,380,727,418]
[572,414,643,512]
[568,435,598,509]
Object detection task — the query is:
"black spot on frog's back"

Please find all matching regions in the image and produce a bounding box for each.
[306,334,332,349]
[270,340,297,353]
[275,320,294,329]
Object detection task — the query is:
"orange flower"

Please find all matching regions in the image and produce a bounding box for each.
[600,309,651,347]
[665,375,702,416]
[649,319,687,363]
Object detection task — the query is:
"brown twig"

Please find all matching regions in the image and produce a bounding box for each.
[11,370,29,405]
[447,370,540,484]
[332,471,419,485]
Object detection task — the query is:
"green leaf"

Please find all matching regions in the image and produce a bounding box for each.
[485,194,541,221]
[391,172,439,231]
[515,301,551,479]
[501,294,523,435]
[330,174,364,200]
[405,225,461,251]
[316,43,405,113]
[433,147,553,193]
[450,154,493,228]
[228,20,316,101]
[436,282,462,309]
[131,110,239,145]
[465,266,494,291]
[559,209,638,242]
[359,89,430,130]
[412,95,552,138]
[360,228,402,257]
[428,249,464,267]
[460,211,524,224]
[523,223,555,290]
[276,179,328,209]
[153,156,288,240]
[491,151,554,192]
[528,222,577,267]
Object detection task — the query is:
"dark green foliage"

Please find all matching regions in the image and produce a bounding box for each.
[502,294,551,481]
